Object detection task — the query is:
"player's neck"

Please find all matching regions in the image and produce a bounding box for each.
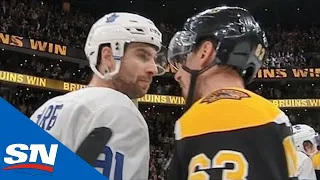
[88,76,115,89]
[199,73,244,98]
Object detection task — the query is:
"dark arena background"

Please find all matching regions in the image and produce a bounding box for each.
[1,0,320,179]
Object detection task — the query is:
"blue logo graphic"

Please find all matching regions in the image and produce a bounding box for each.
[3,144,58,173]
[106,13,119,23]
[0,98,108,180]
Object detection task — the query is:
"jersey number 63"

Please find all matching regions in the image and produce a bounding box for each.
[188,150,248,180]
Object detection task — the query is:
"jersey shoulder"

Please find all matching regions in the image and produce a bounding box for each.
[176,87,290,139]
[297,151,310,164]
[69,88,146,129]
[30,87,141,128]
[32,87,135,116]
[61,87,136,111]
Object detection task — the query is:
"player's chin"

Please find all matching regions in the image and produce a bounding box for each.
[181,88,188,100]
[139,81,150,89]
[135,85,150,98]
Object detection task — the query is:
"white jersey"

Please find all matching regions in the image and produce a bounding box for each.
[30,87,149,180]
[297,151,316,180]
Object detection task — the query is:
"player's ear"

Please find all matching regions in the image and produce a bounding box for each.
[303,141,313,152]
[100,46,116,73]
[197,40,216,68]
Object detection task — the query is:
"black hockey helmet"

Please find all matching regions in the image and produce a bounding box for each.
[167,6,268,108]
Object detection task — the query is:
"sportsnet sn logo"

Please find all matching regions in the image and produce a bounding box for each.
[2,144,58,174]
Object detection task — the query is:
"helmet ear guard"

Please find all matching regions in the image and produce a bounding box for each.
[212,29,267,84]
[188,32,267,84]
[88,41,124,80]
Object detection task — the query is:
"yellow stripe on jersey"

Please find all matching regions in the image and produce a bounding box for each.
[283,136,298,177]
[312,152,320,170]
[178,88,283,139]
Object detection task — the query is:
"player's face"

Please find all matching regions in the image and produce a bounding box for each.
[305,143,318,156]
[305,137,320,156]
[173,41,215,102]
[113,43,158,99]
[174,53,201,100]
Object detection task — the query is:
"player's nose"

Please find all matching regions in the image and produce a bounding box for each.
[174,68,182,82]
[145,62,158,76]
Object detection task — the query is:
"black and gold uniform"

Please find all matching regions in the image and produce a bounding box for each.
[167,88,298,180]
[311,152,320,179]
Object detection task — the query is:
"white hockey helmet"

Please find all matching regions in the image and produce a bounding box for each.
[84,12,164,80]
[292,124,320,153]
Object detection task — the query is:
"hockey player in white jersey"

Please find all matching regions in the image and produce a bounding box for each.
[30,12,165,180]
[292,124,318,180]
[296,151,317,180]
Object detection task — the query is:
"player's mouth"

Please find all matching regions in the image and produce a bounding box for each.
[177,80,185,89]
[139,79,152,87]
[139,78,152,84]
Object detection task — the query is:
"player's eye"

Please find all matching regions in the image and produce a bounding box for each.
[138,53,153,63]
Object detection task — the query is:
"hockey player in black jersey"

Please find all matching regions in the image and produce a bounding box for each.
[166,6,298,180]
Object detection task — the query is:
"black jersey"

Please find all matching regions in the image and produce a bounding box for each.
[167,88,298,180]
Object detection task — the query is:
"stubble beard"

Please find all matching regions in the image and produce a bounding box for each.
[112,74,145,99]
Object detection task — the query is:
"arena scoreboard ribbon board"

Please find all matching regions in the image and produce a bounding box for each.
[0,70,319,108]
[166,63,320,79]
[1,32,320,80]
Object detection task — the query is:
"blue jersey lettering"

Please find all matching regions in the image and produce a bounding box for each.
[36,104,63,130]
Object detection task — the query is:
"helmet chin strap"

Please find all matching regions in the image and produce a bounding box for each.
[180,41,222,111]
[184,70,199,110]
[90,58,122,81]
[182,60,218,111]
[90,64,108,80]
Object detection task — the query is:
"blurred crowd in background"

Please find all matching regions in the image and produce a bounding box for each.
[1,0,320,179]
[1,0,320,68]
[0,50,91,84]
[1,49,319,98]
